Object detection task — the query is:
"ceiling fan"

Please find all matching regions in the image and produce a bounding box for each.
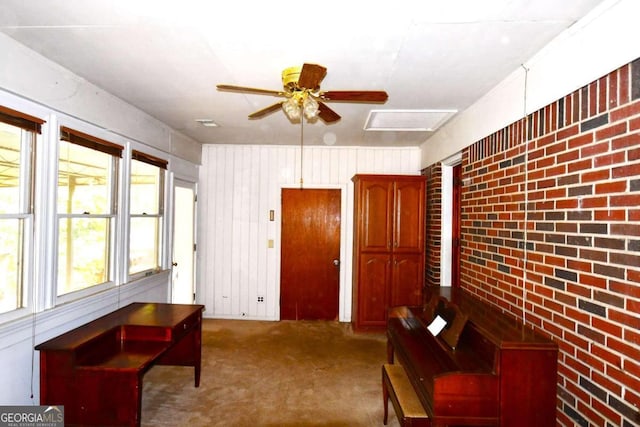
[217,63,388,123]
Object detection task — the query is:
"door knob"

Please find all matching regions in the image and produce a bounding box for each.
[332,259,340,267]
[172,262,178,267]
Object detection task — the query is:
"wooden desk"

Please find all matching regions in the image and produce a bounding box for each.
[35,303,205,427]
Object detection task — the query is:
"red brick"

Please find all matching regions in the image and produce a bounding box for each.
[567,260,592,273]
[609,281,640,298]
[557,124,579,140]
[623,356,640,379]
[609,70,619,109]
[631,116,640,131]
[565,306,591,323]
[610,99,640,122]
[607,336,640,362]
[568,133,594,149]
[595,180,627,194]
[631,147,640,161]
[565,353,591,377]
[611,193,640,207]
[546,141,568,156]
[591,370,622,396]
[620,64,630,104]
[569,159,593,173]
[626,328,640,346]
[611,132,640,150]
[580,196,607,208]
[594,209,626,221]
[556,198,578,209]
[598,76,607,114]
[594,151,626,167]
[595,122,627,141]
[591,399,622,427]
[611,224,640,236]
[557,149,580,164]
[606,365,640,397]
[576,402,605,427]
[546,188,566,199]
[581,169,610,183]
[580,273,607,289]
[581,142,611,159]
[592,317,622,338]
[592,342,622,367]
[589,81,598,117]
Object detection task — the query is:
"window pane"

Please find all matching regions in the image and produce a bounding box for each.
[0,122,23,214]
[130,159,161,214]
[129,216,161,274]
[0,219,23,314]
[57,218,110,295]
[58,140,114,214]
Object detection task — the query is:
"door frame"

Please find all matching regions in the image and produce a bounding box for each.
[441,152,462,287]
[171,177,197,303]
[276,183,349,321]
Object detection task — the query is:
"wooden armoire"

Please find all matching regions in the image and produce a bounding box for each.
[351,174,426,331]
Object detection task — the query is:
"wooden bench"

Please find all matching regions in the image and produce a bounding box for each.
[382,363,430,427]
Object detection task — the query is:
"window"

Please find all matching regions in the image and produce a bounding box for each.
[57,127,122,296]
[0,106,42,315]
[129,150,166,276]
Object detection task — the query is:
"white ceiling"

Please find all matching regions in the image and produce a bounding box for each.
[0,0,606,147]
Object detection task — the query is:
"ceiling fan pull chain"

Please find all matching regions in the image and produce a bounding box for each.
[300,117,304,189]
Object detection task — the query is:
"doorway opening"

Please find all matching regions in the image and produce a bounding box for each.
[441,153,462,287]
[172,179,196,304]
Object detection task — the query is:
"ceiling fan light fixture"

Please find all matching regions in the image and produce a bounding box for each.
[283,97,301,120]
[303,96,319,119]
[282,92,319,121]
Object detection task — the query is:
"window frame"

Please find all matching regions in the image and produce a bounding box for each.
[0,106,42,322]
[127,149,168,280]
[54,125,123,303]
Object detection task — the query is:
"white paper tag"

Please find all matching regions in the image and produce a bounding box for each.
[427,315,447,336]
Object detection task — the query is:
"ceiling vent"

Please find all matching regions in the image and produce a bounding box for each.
[364,109,457,132]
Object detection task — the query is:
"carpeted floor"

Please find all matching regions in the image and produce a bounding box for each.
[141,319,401,427]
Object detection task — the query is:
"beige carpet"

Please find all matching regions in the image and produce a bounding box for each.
[141,319,402,427]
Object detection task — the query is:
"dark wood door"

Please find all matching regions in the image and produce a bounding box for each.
[452,164,462,287]
[280,188,341,320]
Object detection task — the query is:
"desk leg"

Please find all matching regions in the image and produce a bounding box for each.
[194,319,202,387]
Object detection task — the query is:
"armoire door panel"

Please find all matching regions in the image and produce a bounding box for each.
[391,254,424,307]
[394,179,425,253]
[358,253,391,326]
[360,180,393,252]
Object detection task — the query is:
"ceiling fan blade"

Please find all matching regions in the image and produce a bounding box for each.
[217,84,286,97]
[248,102,284,119]
[317,102,341,123]
[320,90,388,102]
[297,63,327,90]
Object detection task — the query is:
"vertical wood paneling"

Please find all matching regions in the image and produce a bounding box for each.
[199,144,421,320]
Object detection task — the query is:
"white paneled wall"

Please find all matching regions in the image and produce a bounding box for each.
[198,144,422,321]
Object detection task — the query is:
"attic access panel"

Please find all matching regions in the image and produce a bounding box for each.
[364,109,457,132]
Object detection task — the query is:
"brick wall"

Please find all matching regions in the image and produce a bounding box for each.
[451,58,640,426]
[424,164,442,288]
